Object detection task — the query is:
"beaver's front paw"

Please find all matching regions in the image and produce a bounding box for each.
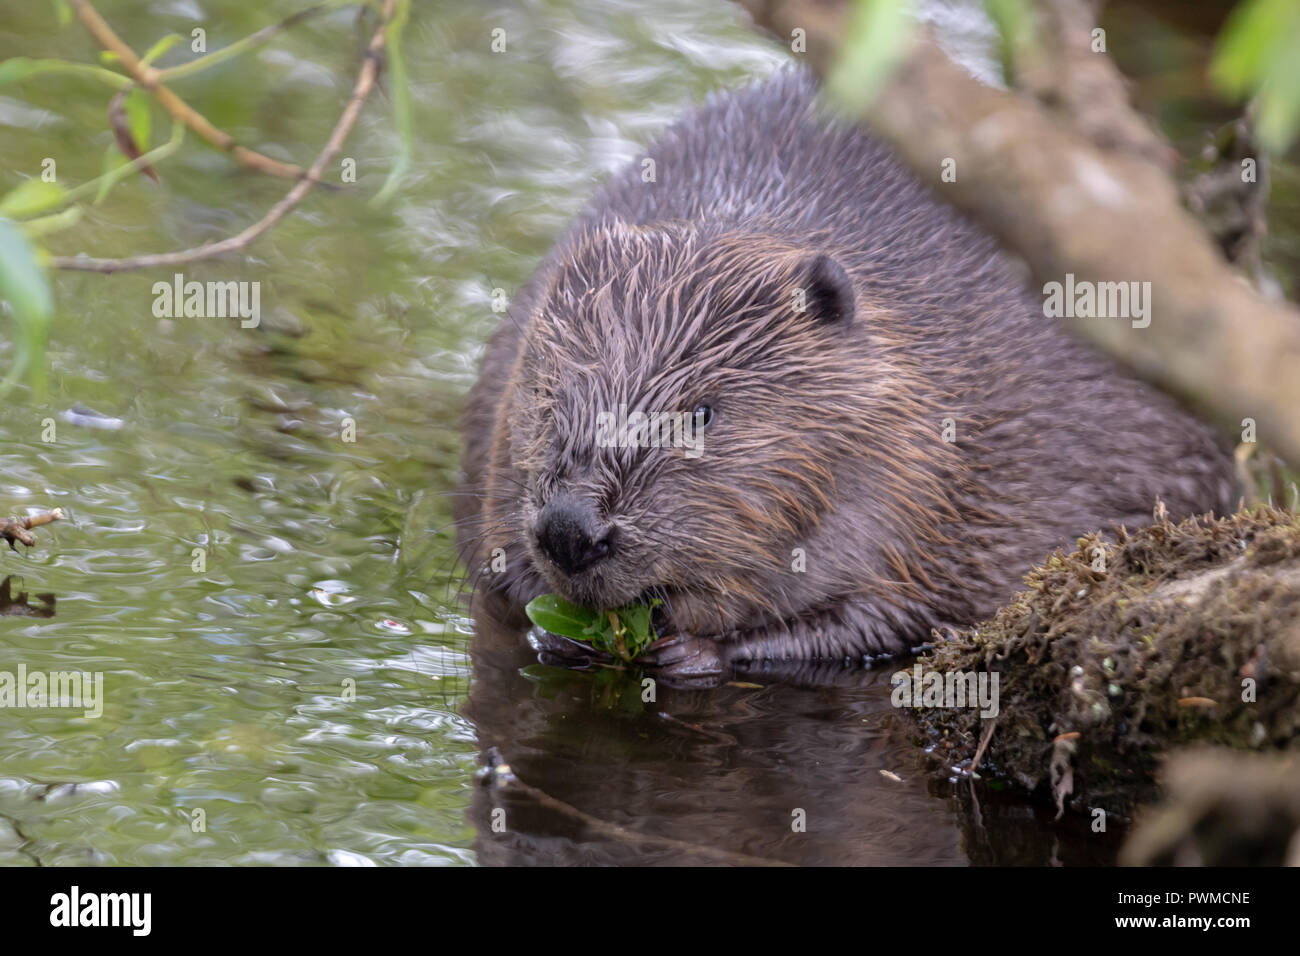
[531,628,612,669]
[635,633,727,688]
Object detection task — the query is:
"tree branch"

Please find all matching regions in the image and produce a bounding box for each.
[157,4,331,82]
[50,0,395,274]
[68,0,310,182]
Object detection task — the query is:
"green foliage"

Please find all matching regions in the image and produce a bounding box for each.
[19,206,83,239]
[371,0,413,205]
[982,0,1033,82]
[140,34,183,67]
[523,593,593,640]
[0,57,130,90]
[125,89,151,152]
[0,217,52,394]
[1,1,411,389]
[51,0,72,29]
[95,143,127,203]
[1211,0,1300,153]
[825,0,915,115]
[0,180,68,219]
[525,593,662,662]
[89,119,185,204]
[825,0,1300,158]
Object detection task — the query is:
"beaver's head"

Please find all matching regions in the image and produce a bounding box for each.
[498,220,906,632]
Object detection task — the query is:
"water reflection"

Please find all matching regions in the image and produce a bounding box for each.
[0,578,56,618]
[464,600,1123,865]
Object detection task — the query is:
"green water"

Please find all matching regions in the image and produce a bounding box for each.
[0,0,790,867]
[0,0,1292,866]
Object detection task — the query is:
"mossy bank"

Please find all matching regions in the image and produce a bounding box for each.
[914,505,1300,819]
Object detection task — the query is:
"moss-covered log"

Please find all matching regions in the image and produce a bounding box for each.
[915,505,1300,818]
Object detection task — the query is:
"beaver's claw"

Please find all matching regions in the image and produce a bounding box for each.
[635,633,727,688]
[532,628,729,688]
[532,629,609,668]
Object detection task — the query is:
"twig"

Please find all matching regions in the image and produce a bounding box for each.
[4,58,133,90]
[72,121,186,206]
[68,0,309,181]
[970,713,998,775]
[50,0,395,274]
[1,509,65,551]
[2,814,43,867]
[157,4,332,82]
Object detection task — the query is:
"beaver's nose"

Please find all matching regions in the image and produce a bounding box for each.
[534,497,615,576]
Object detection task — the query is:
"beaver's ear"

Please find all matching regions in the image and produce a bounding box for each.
[794,254,855,326]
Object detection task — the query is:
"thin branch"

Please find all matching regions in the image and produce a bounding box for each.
[50,0,396,275]
[68,0,308,181]
[1,58,132,89]
[157,3,333,82]
[970,714,998,775]
[70,121,187,206]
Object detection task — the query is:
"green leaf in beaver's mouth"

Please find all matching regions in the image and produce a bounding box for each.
[524,593,662,662]
[524,593,594,640]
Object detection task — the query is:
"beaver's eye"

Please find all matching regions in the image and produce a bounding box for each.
[693,403,714,429]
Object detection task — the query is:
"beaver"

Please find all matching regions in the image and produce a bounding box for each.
[455,67,1237,684]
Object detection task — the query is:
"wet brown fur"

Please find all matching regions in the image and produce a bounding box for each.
[455,69,1237,678]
